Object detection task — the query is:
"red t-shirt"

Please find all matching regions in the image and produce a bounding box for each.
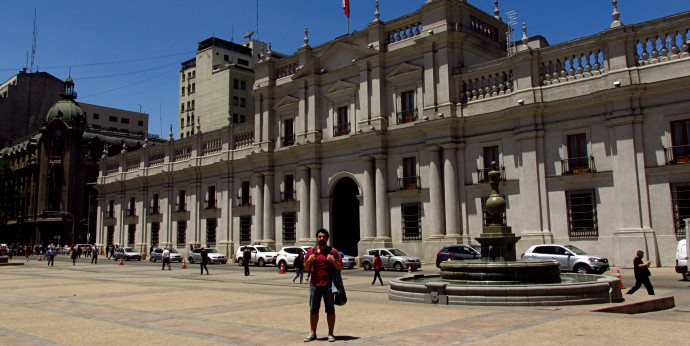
[306,247,341,287]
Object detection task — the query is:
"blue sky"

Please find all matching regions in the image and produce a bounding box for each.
[1,0,688,138]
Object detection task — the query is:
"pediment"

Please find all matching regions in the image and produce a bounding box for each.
[317,42,376,72]
[273,95,300,111]
[386,63,423,82]
[324,80,358,100]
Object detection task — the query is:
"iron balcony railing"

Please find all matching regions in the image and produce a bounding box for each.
[664,144,690,165]
[398,176,421,190]
[333,123,351,137]
[396,109,418,124]
[561,156,596,175]
[148,206,160,215]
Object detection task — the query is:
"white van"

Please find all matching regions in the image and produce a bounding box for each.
[676,239,688,281]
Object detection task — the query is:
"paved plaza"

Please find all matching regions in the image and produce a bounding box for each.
[1,256,690,345]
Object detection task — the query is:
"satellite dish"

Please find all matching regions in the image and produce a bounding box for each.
[242,31,255,39]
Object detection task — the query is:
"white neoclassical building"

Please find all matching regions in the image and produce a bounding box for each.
[96,0,690,267]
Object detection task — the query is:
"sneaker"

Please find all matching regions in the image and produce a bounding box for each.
[304,332,316,342]
[328,334,336,342]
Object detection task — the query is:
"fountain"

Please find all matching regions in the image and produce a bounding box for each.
[388,162,623,306]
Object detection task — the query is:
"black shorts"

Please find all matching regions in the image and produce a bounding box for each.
[309,285,335,314]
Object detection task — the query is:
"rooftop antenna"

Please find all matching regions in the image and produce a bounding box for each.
[256,0,259,41]
[505,10,518,56]
[29,8,37,72]
[231,26,234,42]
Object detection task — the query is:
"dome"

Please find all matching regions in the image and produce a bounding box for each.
[45,99,85,123]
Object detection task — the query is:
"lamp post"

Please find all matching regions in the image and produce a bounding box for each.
[43,210,75,245]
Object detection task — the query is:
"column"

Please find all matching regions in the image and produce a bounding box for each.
[442,144,461,237]
[427,146,445,238]
[374,154,390,239]
[297,165,310,242]
[263,172,275,243]
[253,173,264,242]
[361,155,376,240]
[220,177,233,258]
[309,164,322,239]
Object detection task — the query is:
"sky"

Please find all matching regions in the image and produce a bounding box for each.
[1,0,688,139]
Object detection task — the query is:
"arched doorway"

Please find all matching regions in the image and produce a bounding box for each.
[330,177,360,256]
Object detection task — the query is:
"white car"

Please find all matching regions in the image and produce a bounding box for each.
[676,239,688,281]
[235,245,278,267]
[276,246,312,270]
[188,248,227,264]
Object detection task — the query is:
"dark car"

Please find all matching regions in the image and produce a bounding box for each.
[436,244,481,267]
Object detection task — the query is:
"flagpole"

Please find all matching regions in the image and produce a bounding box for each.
[347,17,350,34]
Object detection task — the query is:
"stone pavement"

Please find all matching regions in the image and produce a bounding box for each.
[1,257,689,345]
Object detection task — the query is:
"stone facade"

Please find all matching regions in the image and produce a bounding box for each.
[96,1,690,267]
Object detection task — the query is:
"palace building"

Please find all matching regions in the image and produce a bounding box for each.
[95,0,690,267]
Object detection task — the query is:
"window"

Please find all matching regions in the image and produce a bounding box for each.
[207,218,217,246]
[109,116,118,122]
[177,221,187,247]
[180,103,185,113]
[107,200,115,218]
[240,97,246,108]
[238,58,249,66]
[283,175,295,201]
[233,96,239,106]
[334,106,350,136]
[566,189,598,239]
[397,90,417,124]
[151,222,160,247]
[283,118,295,146]
[282,212,297,244]
[233,79,240,89]
[240,181,251,206]
[669,119,690,164]
[240,216,252,244]
[671,182,690,239]
[240,80,247,90]
[177,190,186,211]
[128,224,136,245]
[481,196,507,227]
[128,197,136,216]
[107,225,115,246]
[93,113,100,120]
[150,194,159,215]
[479,146,504,183]
[138,120,143,126]
[564,133,593,174]
[233,113,246,124]
[206,186,216,209]
[399,157,419,190]
[181,86,185,96]
[224,54,229,62]
[401,203,422,241]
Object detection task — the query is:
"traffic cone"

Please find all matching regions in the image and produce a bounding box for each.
[279,262,286,274]
[181,258,187,269]
[408,264,412,273]
[119,258,124,266]
[616,269,625,289]
[38,256,42,262]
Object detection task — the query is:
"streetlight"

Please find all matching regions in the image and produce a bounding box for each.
[42,210,75,245]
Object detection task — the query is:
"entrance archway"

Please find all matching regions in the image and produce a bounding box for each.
[330,177,360,256]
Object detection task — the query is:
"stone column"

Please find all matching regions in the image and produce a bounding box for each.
[253,173,264,243]
[442,143,461,238]
[427,146,445,239]
[219,177,233,259]
[263,172,275,244]
[309,164,322,239]
[361,155,376,240]
[297,165,310,242]
[374,154,390,239]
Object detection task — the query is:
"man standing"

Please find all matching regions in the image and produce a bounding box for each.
[626,250,655,295]
[46,246,56,267]
[162,248,171,270]
[242,246,252,276]
[303,228,342,343]
[91,244,99,264]
[200,247,209,275]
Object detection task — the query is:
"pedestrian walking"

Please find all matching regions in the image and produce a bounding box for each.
[46,246,56,267]
[91,245,99,264]
[200,247,209,275]
[105,245,110,259]
[293,252,305,284]
[372,252,384,286]
[24,245,29,261]
[162,248,171,270]
[303,228,342,343]
[242,246,251,276]
[70,245,78,265]
[626,250,655,295]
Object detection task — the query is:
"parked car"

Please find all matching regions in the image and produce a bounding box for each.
[0,243,7,256]
[188,248,227,264]
[521,244,609,274]
[112,247,142,261]
[340,252,357,269]
[276,246,312,270]
[675,239,688,281]
[435,244,481,268]
[149,248,183,263]
[360,248,422,272]
[235,245,278,267]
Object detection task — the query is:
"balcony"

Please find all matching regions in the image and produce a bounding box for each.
[204,199,217,210]
[281,191,296,202]
[282,134,295,147]
[126,208,136,217]
[665,145,690,165]
[333,123,350,137]
[149,206,160,215]
[396,109,418,124]
[237,196,252,207]
[175,203,187,212]
[477,165,506,183]
[398,176,421,190]
[561,156,596,175]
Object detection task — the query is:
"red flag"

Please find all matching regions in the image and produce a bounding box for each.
[343,0,350,18]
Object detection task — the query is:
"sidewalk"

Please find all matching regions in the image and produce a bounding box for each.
[1,259,689,345]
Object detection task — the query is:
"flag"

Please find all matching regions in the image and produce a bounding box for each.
[343,0,350,18]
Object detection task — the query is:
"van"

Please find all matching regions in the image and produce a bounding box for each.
[676,239,689,281]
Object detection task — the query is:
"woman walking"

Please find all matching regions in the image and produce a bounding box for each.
[70,245,78,265]
[293,252,305,284]
[372,252,384,286]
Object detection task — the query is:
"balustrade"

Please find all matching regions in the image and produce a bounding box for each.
[636,29,690,65]
[386,22,422,45]
[105,162,119,176]
[541,50,604,85]
[276,61,299,79]
[470,16,499,41]
[233,130,254,149]
[126,157,140,172]
[173,145,192,162]
[148,150,165,167]
[461,70,513,103]
[202,137,223,156]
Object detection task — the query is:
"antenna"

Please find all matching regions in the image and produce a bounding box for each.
[231,26,234,42]
[505,10,518,56]
[256,0,259,41]
[242,31,255,40]
[30,8,37,72]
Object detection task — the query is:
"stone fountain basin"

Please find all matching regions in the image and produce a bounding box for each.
[389,273,623,306]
